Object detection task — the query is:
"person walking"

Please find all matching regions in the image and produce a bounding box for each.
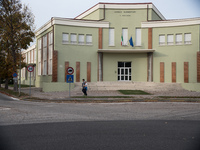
[82,79,85,95]
[84,81,88,96]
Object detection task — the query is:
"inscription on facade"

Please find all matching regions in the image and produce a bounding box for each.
[114,11,136,17]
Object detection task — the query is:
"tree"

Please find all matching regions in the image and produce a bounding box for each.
[0,0,35,90]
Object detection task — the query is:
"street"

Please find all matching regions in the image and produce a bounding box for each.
[0,93,200,150]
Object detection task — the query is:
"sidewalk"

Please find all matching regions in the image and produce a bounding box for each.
[20,85,200,101]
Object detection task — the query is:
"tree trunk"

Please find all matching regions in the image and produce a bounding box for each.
[5,78,8,89]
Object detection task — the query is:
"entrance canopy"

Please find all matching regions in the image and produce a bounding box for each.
[98,49,155,53]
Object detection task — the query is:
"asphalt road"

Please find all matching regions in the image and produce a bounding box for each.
[0,93,200,150]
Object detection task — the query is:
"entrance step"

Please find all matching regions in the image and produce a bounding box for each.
[73,82,184,92]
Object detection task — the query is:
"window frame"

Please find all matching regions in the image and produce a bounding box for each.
[109,28,115,46]
[159,35,165,45]
[86,34,92,45]
[167,34,174,45]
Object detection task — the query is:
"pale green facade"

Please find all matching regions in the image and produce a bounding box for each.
[31,3,200,92]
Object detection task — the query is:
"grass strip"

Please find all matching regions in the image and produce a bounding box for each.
[159,96,200,99]
[118,90,151,95]
[7,84,35,88]
[0,87,28,97]
[72,96,134,98]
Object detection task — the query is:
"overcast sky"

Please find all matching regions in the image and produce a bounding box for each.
[20,0,200,30]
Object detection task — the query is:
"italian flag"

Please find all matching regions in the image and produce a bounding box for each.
[121,35,123,46]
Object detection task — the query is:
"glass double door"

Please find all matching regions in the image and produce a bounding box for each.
[118,62,131,81]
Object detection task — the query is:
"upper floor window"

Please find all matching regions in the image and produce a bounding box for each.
[70,33,77,44]
[135,28,141,46]
[159,35,165,45]
[184,33,191,44]
[121,28,128,46]
[109,28,115,46]
[62,33,69,44]
[86,34,92,45]
[78,34,84,45]
[176,34,182,45]
[167,34,173,45]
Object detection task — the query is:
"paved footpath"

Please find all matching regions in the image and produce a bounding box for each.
[20,86,200,100]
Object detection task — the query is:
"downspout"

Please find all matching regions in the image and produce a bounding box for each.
[99,4,105,21]
[147,4,149,21]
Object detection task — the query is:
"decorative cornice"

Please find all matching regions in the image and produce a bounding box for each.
[98,49,155,53]
[142,18,200,28]
[35,17,109,37]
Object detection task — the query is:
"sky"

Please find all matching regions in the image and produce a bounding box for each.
[20,0,200,30]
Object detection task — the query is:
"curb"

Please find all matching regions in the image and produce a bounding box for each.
[20,97,200,103]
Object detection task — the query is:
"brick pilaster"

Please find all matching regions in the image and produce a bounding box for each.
[52,50,58,82]
[184,62,189,83]
[65,61,69,82]
[148,28,152,49]
[172,62,176,83]
[160,62,164,82]
[87,62,91,82]
[98,28,103,49]
[76,62,80,82]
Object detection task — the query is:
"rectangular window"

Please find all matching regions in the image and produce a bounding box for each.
[184,33,191,44]
[78,34,84,45]
[38,38,41,75]
[86,34,92,45]
[43,35,47,75]
[43,60,47,75]
[31,50,33,63]
[135,28,141,46]
[122,28,128,46]
[109,28,115,46]
[159,35,165,45]
[167,34,173,45]
[34,49,36,63]
[25,53,27,63]
[62,33,69,44]
[70,33,77,44]
[176,34,182,45]
[48,31,53,75]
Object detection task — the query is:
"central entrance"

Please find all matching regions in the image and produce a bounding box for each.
[118,62,131,81]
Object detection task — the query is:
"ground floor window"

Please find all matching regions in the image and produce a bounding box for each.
[118,62,131,81]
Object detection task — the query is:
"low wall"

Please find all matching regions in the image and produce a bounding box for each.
[42,82,75,92]
[181,83,200,92]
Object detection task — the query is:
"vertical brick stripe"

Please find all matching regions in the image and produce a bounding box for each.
[197,52,200,82]
[184,62,189,83]
[65,61,69,82]
[87,62,91,82]
[41,38,43,75]
[47,33,49,75]
[76,62,80,82]
[52,50,58,82]
[160,62,164,82]
[99,28,103,49]
[148,28,152,49]
[172,62,176,83]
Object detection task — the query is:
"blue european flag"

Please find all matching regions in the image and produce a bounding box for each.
[129,36,134,47]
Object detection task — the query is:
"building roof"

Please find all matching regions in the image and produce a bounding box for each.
[75,2,166,20]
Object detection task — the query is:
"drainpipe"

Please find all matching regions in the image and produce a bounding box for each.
[147,4,149,21]
[99,4,105,21]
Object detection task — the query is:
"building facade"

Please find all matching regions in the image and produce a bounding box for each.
[25,2,200,92]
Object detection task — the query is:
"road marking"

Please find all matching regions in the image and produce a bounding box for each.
[11,97,20,101]
[0,107,11,111]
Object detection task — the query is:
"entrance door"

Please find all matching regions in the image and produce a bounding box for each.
[118,62,131,81]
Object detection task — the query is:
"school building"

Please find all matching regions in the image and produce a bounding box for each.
[21,2,200,92]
